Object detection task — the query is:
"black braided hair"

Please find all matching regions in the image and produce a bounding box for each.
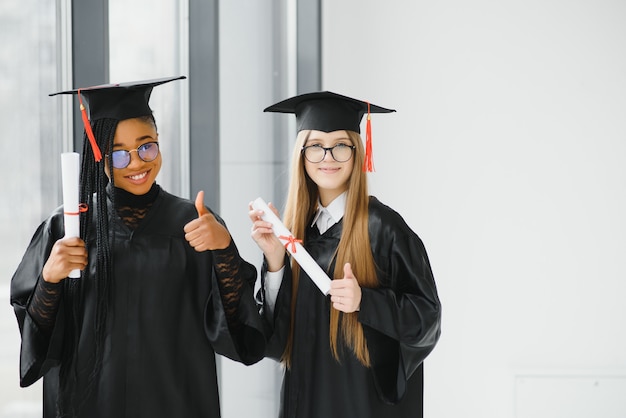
[58,117,118,417]
[57,114,158,416]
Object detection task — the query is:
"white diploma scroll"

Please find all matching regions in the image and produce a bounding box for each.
[61,152,81,278]
[252,197,331,295]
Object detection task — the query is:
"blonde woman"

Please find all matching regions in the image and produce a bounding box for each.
[250,92,442,418]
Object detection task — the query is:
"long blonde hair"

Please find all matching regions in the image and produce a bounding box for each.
[281,130,379,367]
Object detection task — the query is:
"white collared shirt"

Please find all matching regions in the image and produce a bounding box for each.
[264,192,347,317]
[310,192,347,234]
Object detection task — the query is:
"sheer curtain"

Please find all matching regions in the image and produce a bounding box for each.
[0,1,60,417]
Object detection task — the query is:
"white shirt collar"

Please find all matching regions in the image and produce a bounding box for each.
[311,192,347,233]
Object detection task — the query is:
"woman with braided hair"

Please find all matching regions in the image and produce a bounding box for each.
[249,92,441,418]
[10,76,265,418]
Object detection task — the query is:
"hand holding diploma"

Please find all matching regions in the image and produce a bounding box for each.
[249,201,286,272]
[184,190,231,251]
[42,237,88,283]
[60,152,84,279]
[250,197,331,295]
[43,152,87,283]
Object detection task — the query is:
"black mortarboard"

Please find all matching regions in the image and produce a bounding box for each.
[50,76,186,161]
[263,91,395,134]
[264,91,395,171]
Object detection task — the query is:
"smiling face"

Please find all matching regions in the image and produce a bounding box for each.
[303,130,355,207]
[107,117,161,195]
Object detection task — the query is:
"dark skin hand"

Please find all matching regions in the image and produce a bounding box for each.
[42,190,229,284]
[42,236,88,283]
[184,190,232,251]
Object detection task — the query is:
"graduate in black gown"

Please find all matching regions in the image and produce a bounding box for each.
[10,76,265,418]
[249,92,442,418]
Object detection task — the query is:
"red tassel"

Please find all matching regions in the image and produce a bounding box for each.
[362,101,374,172]
[78,90,102,162]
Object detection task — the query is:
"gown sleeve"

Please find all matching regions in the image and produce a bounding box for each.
[357,200,442,404]
[27,279,63,335]
[204,239,266,365]
[10,211,67,387]
[256,255,292,361]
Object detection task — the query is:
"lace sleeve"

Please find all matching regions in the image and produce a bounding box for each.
[26,279,63,335]
[212,242,245,332]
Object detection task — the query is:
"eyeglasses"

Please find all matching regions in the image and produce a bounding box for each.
[108,142,160,169]
[301,143,355,163]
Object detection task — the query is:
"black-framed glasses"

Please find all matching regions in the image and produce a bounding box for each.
[301,143,355,163]
[108,142,160,169]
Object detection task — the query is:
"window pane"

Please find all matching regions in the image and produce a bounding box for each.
[0,1,60,416]
[109,0,187,197]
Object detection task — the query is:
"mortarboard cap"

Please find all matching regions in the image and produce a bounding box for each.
[50,75,186,162]
[264,91,395,171]
[263,91,394,134]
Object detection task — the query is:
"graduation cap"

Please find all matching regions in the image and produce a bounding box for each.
[264,91,395,171]
[50,75,186,162]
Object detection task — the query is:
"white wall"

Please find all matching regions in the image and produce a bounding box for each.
[322,1,626,417]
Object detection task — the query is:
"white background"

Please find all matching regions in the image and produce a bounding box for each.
[318,1,626,417]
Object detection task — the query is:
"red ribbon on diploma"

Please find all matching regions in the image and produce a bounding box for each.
[64,203,89,216]
[279,235,303,253]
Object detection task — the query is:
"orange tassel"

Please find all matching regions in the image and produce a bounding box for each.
[78,90,102,162]
[362,101,374,172]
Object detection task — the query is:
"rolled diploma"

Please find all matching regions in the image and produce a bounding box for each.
[61,152,81,278]
[251,197,331,295]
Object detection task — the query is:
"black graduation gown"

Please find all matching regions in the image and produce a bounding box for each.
[10,187,265,418]
[261,196,441,418]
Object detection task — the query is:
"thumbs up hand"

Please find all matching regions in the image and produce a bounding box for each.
[329,263,362,313]
[184,190,231,252]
